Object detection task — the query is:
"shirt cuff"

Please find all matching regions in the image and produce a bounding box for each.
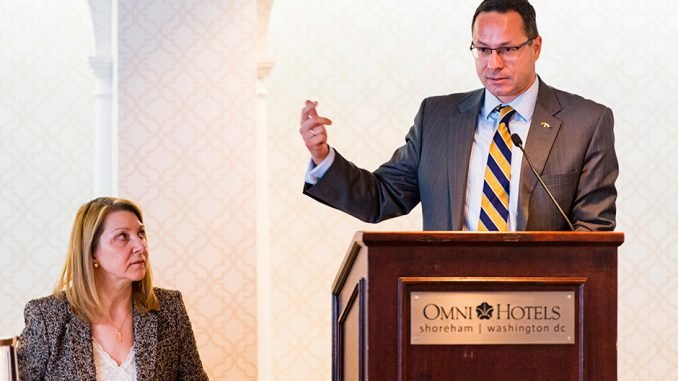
[304,147,336,184]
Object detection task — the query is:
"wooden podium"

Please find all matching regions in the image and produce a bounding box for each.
[332,232,624,381]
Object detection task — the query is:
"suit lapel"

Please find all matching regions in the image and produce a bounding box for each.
[134,304,158,381]
[516,81,562,230]
[448,90,483,230]
[67,310,97,381]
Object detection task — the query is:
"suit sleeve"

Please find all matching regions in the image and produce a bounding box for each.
[571,106,618,231]
[303,100,425,223]
[174,292,209,380]
[17,300,49,381]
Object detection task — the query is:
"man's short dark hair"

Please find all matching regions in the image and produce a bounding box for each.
[472,0,539,39]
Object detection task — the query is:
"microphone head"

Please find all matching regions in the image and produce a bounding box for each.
[511,133,523,147]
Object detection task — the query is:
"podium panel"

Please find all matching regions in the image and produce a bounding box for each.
[332,232,623,381]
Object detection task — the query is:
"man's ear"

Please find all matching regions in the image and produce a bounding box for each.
[532,35,542,60]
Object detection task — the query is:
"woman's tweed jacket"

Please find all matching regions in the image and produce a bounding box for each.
[17,288,209,380]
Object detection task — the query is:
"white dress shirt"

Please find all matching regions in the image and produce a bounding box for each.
[464,77,539,231]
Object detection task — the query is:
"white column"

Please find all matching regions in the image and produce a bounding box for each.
[88,0,117,196]
[89,55,114,196]
[256,1,275,379]
[256,59,275,381]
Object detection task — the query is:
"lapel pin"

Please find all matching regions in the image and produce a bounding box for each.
[540,121,551,128]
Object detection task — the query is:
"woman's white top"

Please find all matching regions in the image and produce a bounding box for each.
[92,339,138,381]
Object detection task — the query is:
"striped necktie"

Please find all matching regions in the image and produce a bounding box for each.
[478,105,516,231]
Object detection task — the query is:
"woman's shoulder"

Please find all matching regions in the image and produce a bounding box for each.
[22,292,76,335]
[148,288,191,330]
[152,287,182,301]
[25,293,70,315]
[152,287,186,311]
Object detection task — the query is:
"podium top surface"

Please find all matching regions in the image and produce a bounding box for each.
[332,231,624,292]
[352,231,624,246]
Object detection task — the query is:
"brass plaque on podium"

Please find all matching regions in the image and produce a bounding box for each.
[410,291,575,345]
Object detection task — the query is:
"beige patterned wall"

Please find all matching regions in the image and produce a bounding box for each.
[117,1,257,379]
[266,0,677,380]
[0,2,94,336]
[2,1,676,380]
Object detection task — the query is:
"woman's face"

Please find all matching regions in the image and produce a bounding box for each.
[93,210,148,287]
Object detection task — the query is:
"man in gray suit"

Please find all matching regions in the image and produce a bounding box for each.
[299,0,617,231]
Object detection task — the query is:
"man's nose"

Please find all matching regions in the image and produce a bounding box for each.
[487,50,504,69]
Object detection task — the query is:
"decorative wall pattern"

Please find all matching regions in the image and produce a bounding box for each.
[2,1,676,380]
[266,0,677,379]
[0,2,94,336]
[117,1,257,379]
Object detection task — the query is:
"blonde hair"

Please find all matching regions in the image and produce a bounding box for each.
[54,197,159,322]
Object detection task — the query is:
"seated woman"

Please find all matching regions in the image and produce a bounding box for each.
[17,197,209,380]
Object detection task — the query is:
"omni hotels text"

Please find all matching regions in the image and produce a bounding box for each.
[419,303,565,335]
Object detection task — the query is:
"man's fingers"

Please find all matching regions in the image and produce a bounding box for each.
[300,116,332,140]
[307,125,325,138]
[300,100,319,123]
[303,116,332,127]
[300,100,331,163]
[305,130,327,148]
[306,100,319,118]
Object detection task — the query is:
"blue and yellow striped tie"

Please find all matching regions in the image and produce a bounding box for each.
[479,105,516,231]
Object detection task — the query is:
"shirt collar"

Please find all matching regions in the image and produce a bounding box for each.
[481,76,540,122]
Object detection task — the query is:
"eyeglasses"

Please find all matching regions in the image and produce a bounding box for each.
[469,38,534,59]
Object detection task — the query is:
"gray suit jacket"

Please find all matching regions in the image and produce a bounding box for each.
[304,80,618,231]
[17,288,209,381]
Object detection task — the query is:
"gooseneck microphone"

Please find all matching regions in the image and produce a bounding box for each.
[511,133,575,231]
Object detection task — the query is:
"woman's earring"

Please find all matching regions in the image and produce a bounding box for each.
[93,262,99,269]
